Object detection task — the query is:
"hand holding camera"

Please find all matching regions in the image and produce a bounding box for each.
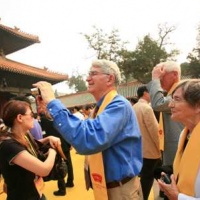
[31,88,41,96]
[31,88,42,100]
[160,173,171,184]
[32,81,56,104]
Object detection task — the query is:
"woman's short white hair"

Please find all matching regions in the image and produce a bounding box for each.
[91,59,121,85]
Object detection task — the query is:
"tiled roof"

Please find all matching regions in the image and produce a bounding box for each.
[0,56,68,81]
[59,91,95,108]
[117,80,143,98]
[58,80,142,108]
[0,23,40,55]
[0,23,40,42]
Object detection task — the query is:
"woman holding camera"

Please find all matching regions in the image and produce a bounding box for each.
[158,79,200,199]
[0,100,60,200]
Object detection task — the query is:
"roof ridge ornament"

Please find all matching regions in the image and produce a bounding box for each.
[0,49,5,58]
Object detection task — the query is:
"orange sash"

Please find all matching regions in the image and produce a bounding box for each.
[87,90,117,200]
[34,176,45,197]
[0,176,5,195]
[173,122,200,196]
[25,134,45,197]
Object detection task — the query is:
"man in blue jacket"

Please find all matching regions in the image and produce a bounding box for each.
[34,59,143,200]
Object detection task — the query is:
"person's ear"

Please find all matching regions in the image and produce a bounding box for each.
[107,74,115,85]
[16,114,23,123]
[173,71,178,78]
[195,106,200,114]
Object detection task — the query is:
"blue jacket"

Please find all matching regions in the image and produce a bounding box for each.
[47,95,142,182]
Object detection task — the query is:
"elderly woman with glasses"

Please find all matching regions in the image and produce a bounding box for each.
[158,79,200,199]
[0,100,61,200]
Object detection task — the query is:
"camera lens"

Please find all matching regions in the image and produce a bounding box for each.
[31,88,40,96]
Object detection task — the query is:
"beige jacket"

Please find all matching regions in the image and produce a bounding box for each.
[133,99,160,159]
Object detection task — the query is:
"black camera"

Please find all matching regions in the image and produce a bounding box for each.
[161,174,171,184]
[154,165,173,184]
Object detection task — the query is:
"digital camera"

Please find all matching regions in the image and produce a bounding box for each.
[161,174,171,184]
[31,88,41,96]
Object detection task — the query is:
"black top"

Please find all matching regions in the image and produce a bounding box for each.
[0,139,40,200]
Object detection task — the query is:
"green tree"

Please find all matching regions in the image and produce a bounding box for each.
[81,26,127,63]
[187,53,200,78]
[186,24,200,78]
[118,49,135,82]
[68,75,87,92]
[116,23,179,83]
[83,24,178,83]
[119,23,178,83]
[131,35,168,83]
[181,62,190,76]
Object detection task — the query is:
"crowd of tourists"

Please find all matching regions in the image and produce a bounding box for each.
[0,59,200,200]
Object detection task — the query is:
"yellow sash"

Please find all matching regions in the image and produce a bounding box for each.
[25,134,45,197]
[88,90,117,200]
[0,176,5,195]
[158,82,178,151]
[158,112,164,151]
[173,122,200,196]
[34,176,45,197]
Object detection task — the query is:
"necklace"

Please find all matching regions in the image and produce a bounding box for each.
[24,135,37,157]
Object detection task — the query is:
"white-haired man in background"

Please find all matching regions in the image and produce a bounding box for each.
[147,61,184,167]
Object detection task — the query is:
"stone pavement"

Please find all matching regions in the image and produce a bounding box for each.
[43,149,163,200]
[43,149,94,200]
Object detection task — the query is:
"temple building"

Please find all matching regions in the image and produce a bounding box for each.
[58,80,142,108]
[0,23,68,116]
[0,22,144,115]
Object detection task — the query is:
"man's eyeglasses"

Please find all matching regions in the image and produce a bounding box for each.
[88,71,109,77]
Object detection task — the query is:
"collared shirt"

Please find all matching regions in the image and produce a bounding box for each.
[73,111,84,120]
[47,95,142,182]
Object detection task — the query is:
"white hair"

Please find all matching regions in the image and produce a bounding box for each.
[157,61,181,78]
[91,59,121,85]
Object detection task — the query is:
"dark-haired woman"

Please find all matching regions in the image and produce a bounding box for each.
[0,100,60,200]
